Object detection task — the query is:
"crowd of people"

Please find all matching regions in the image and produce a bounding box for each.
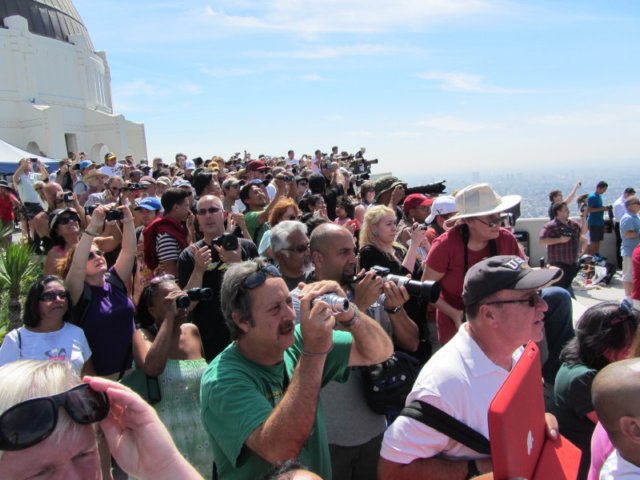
[0,148,639,479]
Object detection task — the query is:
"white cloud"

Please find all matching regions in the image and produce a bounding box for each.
[418,70,540,94]
[248,43,416,59]
[530,104,640,127]
[200,66,252,78]
[199,0,503,35]
[300,73,330,81]
[417,115,505,133]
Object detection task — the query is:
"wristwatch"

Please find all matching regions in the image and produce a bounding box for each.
[384,305,402,314]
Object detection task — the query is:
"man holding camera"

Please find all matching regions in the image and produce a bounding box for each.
[200,258,393,480]
[379,255,561,479]
[289,223,417,480]
[539,201,584,296]
[178,194,258,361]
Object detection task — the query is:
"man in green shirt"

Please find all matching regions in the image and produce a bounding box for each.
[200,258,393,480]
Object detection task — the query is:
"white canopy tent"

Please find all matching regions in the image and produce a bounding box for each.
[0,138,58,175]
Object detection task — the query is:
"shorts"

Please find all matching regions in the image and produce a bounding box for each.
[23,202,44,220]
[589,225,604,242]
[622,256,634,282]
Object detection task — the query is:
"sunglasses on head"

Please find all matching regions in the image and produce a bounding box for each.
[88,249,105,260]
[39,291,67,302]
[196,206,222,216]
[0,384,109,451]
[242,264,282,290]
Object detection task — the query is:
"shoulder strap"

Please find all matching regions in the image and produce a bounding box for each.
[399,400,491,455]
[16,329,22,359]
[72,283,93,327]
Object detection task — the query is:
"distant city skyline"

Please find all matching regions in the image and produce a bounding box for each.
[74,1,639,176]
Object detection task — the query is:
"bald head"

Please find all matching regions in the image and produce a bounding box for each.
[593,358,640,442]
[309,223,351,255]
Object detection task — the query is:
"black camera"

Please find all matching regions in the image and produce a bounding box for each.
[176,288,213,308]
[84,205,97,216]
[280,175,294,182]
[30,158,38,163]
[123,182,147,191]
[63,192,74,203]
[105,209,124,221]
[354,173,370,187]
[212,233,238,251]
[370,266,440,303]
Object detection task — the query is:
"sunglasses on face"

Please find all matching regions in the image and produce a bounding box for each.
[484,290,543,308]
[241,264,282,290]
[56,215,79,226]
[0,384,109,451]
[196,206,222,216]
[39,291,67,302]
[88,249,105,260]
[283,244,310,253]
[475,213,508,228]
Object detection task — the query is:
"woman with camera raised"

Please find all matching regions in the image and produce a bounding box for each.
[62,204,137,379]
[44,208,82,275]
[358,205,430,362]
[132,275,211,478]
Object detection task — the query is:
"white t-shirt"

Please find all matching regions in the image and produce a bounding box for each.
[0,323,92,374]
[380,324,522,464]
[600,449,640,479]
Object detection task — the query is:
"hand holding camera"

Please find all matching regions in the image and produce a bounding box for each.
[352,269,384,310]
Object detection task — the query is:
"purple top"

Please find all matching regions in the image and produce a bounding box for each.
[82,268,135,376]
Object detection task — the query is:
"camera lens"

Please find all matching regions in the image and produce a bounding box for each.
[176,296,191,309]
[385,274,440,303]
[312,293,350,313]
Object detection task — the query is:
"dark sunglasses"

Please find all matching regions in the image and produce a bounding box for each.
[196,206,222,216]
[283,244,310,253]
[0,384,109,451]
[242,264,282,290]
[475,213,508,228]
[39,291,67,302]
[88,249,105,260]
[484,290,543,308]
[56,215,79,226]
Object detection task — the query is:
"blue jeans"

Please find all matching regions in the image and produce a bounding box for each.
[540,287,575,384]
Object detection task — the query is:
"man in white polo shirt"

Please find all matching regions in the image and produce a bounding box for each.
[379,255,562,479]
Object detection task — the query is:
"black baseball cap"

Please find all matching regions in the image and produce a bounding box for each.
[462,255,562,307]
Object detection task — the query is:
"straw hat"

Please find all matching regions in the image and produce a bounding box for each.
[446,183,521,223]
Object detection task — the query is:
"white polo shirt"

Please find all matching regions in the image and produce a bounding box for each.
[380,324,522,463]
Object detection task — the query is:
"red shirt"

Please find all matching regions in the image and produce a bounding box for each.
[426,225,523,343]
[0,195,16,222]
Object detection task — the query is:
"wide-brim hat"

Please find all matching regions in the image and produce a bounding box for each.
[446,183,521,224]
[83,169,109,181]
[374,176,406,202]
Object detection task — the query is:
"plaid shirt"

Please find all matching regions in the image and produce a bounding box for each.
[539,218,581,264]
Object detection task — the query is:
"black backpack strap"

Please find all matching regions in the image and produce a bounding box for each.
[399,400,491,455]
[16,329,22,359]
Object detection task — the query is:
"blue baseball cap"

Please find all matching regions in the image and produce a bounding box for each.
[79,160,94,170]
[135,197,162,211]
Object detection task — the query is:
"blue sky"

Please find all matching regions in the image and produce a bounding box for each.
[74,0,640,178]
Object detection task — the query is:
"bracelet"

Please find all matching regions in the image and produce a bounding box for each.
[84,230,99,237]
[301,344,334,356]
[384,305,402,314]
[338,304,360,328]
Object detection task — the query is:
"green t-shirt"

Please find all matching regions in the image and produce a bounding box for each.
[243,210,268,246]
[200,326,352,480]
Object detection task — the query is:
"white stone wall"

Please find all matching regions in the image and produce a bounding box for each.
[0,15,146,162]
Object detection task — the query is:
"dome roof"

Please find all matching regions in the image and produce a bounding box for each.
[0,0,93,49]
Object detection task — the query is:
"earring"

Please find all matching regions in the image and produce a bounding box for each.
[373,230,379,237]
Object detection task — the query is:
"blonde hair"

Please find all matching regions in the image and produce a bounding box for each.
[359,205,396,248]
[0,361,88,461]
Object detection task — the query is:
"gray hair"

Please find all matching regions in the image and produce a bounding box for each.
[220,258,275,340]
[271,221,308,255]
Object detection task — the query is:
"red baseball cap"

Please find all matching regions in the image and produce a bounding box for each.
[246,160,269,172]
[403,194,433,213]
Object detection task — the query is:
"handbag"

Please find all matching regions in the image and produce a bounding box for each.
[361,351,419,416]
[119,368,162,405]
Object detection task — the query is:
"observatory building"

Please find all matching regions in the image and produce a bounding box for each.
[0,0,146,162]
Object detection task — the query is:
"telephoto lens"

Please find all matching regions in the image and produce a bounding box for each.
[312,293,350,313]
[384,274,440,303]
